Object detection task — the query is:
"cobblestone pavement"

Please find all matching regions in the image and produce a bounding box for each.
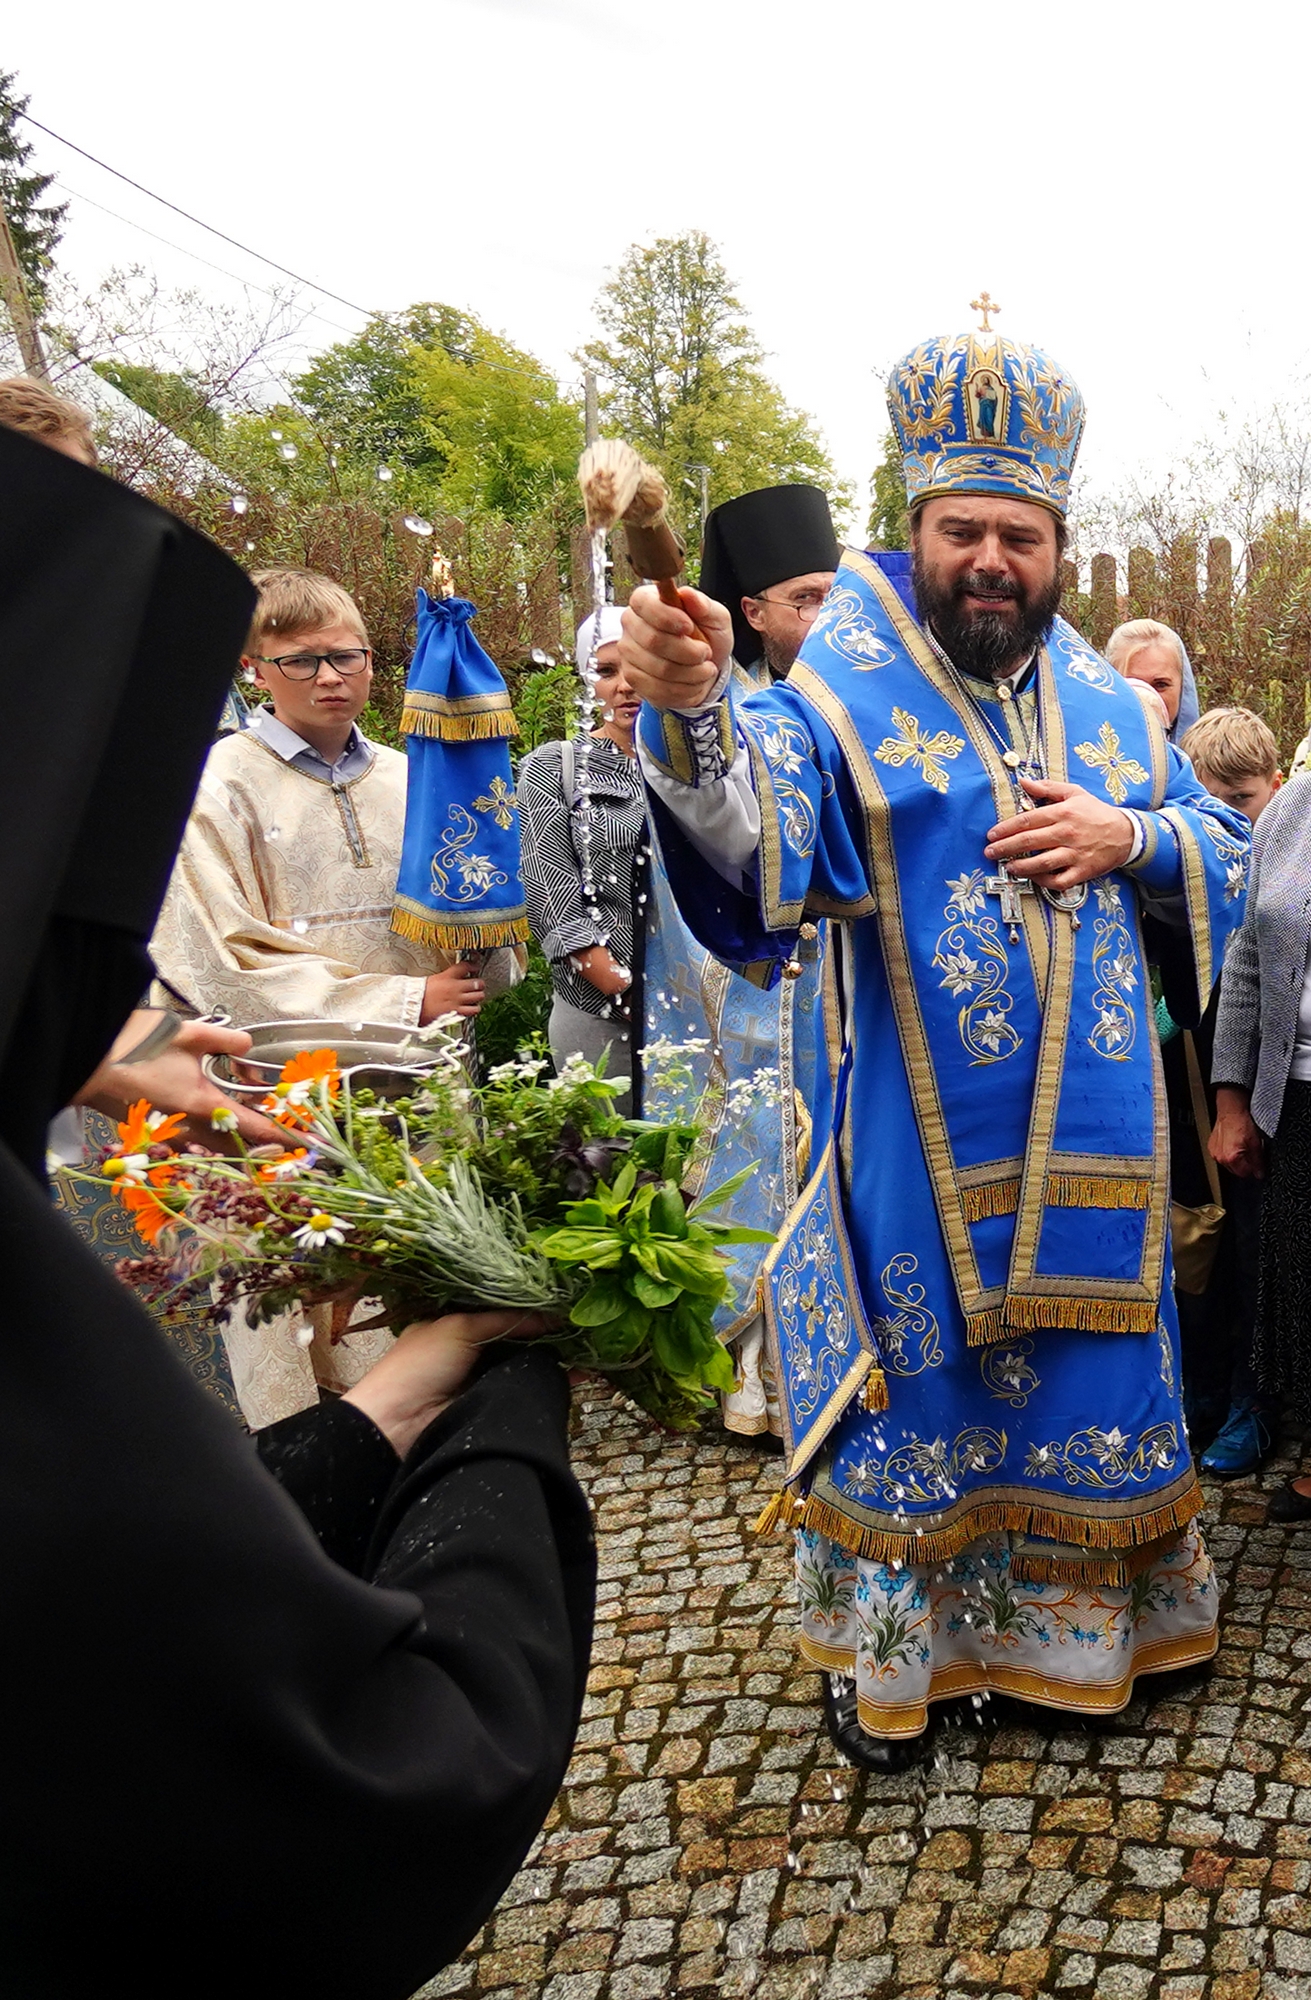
[419,1390,1311,2000]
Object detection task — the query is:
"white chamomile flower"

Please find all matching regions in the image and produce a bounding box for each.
[292,1212,351,1250]
[209,1105,239,1133]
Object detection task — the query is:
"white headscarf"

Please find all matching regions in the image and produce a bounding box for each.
[574,605,625,673]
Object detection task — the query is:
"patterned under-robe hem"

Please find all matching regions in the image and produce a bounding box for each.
[795,1522,1218,1740]
[721,1312,782,1437]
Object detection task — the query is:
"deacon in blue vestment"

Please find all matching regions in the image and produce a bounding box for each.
[619,323,1251,1765]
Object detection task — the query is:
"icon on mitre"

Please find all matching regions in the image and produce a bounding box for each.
[966,366,1008,444]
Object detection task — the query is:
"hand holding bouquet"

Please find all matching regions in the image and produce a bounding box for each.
[84,1040,774,1429]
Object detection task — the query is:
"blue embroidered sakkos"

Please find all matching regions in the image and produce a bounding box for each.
[641,549,1250,1580]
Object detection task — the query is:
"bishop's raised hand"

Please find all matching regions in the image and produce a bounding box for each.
[619,584,733,711]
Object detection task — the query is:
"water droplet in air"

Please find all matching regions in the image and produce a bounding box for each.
[229,493,249,516]
[402,514,433,537]
[278,441,298,462]
[266,825,280,840]
[270,429,283,441]
[244,539,256,551]
[292,918,309,934]
[377,465,394,482]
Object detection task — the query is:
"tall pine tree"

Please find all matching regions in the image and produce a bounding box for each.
[0,73,65,314]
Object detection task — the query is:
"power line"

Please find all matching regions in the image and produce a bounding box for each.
[23,113,588,396]
[21,113,373,317]
[50,179,361,341]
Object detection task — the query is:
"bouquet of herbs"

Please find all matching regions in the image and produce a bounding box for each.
[82,1041,774,1429]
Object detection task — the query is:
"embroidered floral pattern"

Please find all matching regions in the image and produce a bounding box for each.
[741,712,818,859]
[981,1338,1041,1408]
[840,1426,1007,1506]
[810,585,897,669]
[1087,879,1139,1061]
[430,804,510,904]
[772,1179,855,1423]
[1024,1421,1180,1488]
[1063,647,1117,693]
[874,708,965,794]
[1073,720,1150,806]
[874,1253,943,1378]
[932,868,1022,1064]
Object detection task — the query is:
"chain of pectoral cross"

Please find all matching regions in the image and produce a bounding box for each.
[928,628,1087,944]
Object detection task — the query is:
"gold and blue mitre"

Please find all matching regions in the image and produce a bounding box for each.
[887,331,1085,518]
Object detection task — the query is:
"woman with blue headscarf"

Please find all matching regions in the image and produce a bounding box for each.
[1107,617,1200,742]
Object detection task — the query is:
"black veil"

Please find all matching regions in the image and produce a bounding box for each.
[0,431,594,1999]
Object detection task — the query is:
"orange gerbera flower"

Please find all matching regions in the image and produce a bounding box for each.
[280,1049,341,1092]
[118,1181,179,1246]
[115,1098,187,1154]
[261,1048,342,1128]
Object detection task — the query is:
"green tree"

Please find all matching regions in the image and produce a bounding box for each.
[0,72,65,313]
[293,303,582,517]
[90,358,223,448]
[867,431,909,549]
[580,231,846,545]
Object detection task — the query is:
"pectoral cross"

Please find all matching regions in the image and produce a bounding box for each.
[985,867,1033,942]
[971,290,1001,333]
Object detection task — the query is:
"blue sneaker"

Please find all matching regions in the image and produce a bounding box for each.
[1199,1402,1274,1478]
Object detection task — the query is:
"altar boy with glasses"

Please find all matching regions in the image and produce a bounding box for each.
[151,567,521,1423]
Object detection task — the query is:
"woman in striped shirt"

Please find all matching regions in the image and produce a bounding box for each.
[517,609,647,1108]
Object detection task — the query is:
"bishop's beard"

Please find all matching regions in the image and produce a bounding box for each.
[912,550,1063,679]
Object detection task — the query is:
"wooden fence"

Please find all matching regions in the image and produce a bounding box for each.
[1063,535,1311,759]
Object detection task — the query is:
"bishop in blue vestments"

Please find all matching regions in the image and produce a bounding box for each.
[619,325,1251,1763]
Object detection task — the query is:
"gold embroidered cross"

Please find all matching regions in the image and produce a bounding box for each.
[873,707,965,794]
[1072,721,1149,806]
[472,774,516,829]
[970,290,1001,333]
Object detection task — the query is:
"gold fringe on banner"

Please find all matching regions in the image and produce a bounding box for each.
[858,1369,889,1414]
[399,701,518,742]
[963,1180,1020,1223]
[752,1481,1202,1570]
[389,907,530,951]
[1048,1175,1152,1211]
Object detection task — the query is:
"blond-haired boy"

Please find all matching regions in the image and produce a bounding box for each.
[1181,707,1282,824]
[0,374,97,466]
[1173,706,1281,1475]
[151,567,520,1422]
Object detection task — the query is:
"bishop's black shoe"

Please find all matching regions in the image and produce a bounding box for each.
[821,1673,923,1773]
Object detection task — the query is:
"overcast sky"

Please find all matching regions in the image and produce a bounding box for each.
[8,0,1306,540]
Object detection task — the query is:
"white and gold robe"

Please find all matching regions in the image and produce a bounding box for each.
[151,723,519,1425]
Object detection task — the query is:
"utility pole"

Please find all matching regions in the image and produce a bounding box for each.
[584,369,599,447]
[0,190,49,380]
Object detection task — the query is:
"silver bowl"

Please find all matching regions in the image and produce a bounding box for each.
[201,1017,454,1104]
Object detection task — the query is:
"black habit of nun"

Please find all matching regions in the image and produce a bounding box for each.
[0,426,595,2000]
[698,482,840,668]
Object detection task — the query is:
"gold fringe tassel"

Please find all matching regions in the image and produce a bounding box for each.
[963,1180,1020,1223]
[966,1295,1158,1345]
[1008,1538,1169,1588]
[964,1176,1151,1224]
[389,907,530,951]
[1000,1294,1159,1335]
[752,1478,1203,1571]
[858,1368,889,1414]
[399,703,518,742]
[965,1306,1007,1346]
[1048,1175,1151,1211]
